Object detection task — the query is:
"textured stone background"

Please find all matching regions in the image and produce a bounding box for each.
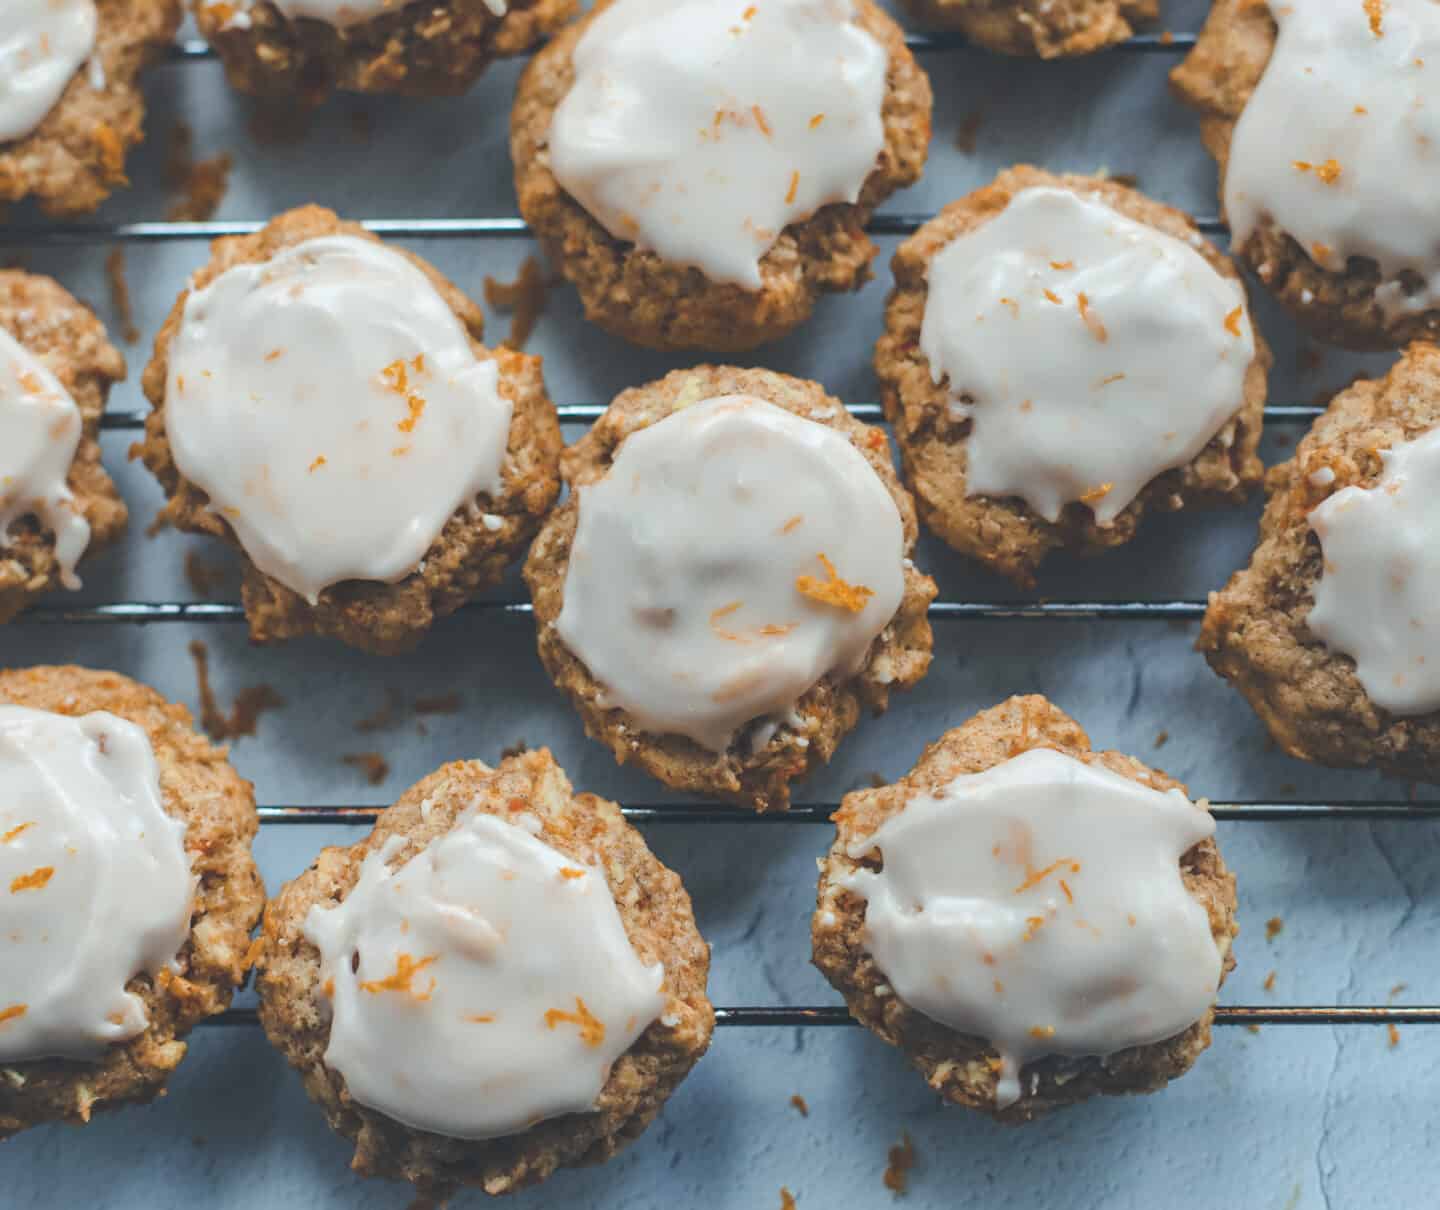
[6,2,1435,1206]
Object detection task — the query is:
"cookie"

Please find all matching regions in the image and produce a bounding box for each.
[0,0,182,216]
[1201,342,1440,781]
[0,665,265,1139]
[899,0,1156,58]
[511,0,931,351]
[137,205,563,655]
[195,0,577,100]
[875,165,1269,587]
[524,365,936,812]
[0,270,128,624]
[813,695,1237,1121]
[257,748,713,1198]
[1172,0,1440,350]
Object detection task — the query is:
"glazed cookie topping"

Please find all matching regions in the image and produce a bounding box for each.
[304,811,666,1140]
[1,325,90,588]
[164,235,513,604]
[1308,427,1440,714]
[557,395,905,753]
[1225,0,1440,314]
[0,707,193,1062]
[920,187,1253,525]
[0,0,97,143]
[837,748,1221,1107]
[548,0,887,288]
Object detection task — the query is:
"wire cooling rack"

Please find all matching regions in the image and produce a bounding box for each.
[7,24,1434,1077]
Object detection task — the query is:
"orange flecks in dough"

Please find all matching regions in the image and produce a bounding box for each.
[308,455,326,473]
[10,866,54,894]
[796,554,873,613]
[1049,260,1074,271]
[789,1093,809,1116]
[785,170,800,205]
[544,996,606,1047]
[1080,483,1113,506]
[1389,1023,1401,1047]
[883,1133,916,1195]
[1077,292,1108,342]
[1312,241,1333,262]
[1042,287,1062,304]
[753,105,772,137]
[1,823,33,845]
[809,113,826,130]
[1029,1024,1057,1040]
[1266,916,1284,941]
[360,952,439,1000]
[93,123,126,181]
[558,866,587,880]
[1364,0,1385,37]
[0,1004,26,1027]
[1013,857,1079,895]
[866,429,887,451]
[781,514,804,534]
[1224,306,1244,338]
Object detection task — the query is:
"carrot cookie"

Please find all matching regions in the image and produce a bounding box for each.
[257,748,713,1198]
[1,271,128,624]
[813,696,1237,1121]
[899,0,1155,58]
[525,366,936,812]
[875,166,1269,587]
[137,205,562,655]
[511,0,932,352]
[1201,343,1440,781]
[196,0,577,100]
[0,0,182,216]
[1173,0,1440,350]
[0,665,264,1140]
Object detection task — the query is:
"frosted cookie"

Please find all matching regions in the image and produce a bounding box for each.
[524,366,937,812]
[813,695,1237,1121]
[137,205,563,655]
[899,0,1155,58]
[257,748,713,1198]
[1201,343,1440,781]
[1,271,128,624]
[511,0,932,352]
[1173,0,1440,350]
[0,0,182,216]
[875,166,1270,588]
[0,665,264,1140]
[196,0,577,100]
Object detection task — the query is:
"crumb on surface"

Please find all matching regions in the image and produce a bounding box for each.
[1153,729,1168,749]
[165,121,234,222]
[1388,1023,1401,1048]
[414,692,463,716]
[1263,970,1276,992]
[483,255,552,350]
[789,1093,809,1117]
[1247,1024,1262,1035]
[954,107,985,154]
[780,1189,797,1210]
[883,1132,916,1195]
[343,752,390,785]
[354,688,404,733]
[105,248,140,344]
[184,549,228,598]
[187,639,285,741]
[1266,916,1284,942]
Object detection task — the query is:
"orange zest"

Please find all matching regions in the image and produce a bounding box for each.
[1,823,33,844]
[781,514,804,534]
[1012,857,1078,895]
[1224,305,1244,337]
[1028,1024,1057,1040]
[752,105,772,137]
[1364,0,1385,37]
[1022,914,1046,942]
[558,866,587,880]
[359,952,439,1000]
[0,1004,26,1027]
[1058,878,1074,904]
[544,996,606,1047]
[1042,287,1062,304]
[785,170,800,205]
[380,355,427,433]
[10,866,54,894]
[1078,291,1108,342]
[468,1013,497,1023]
[795,554,873,613]
[1049,260,1074,270]
[809,113,825,130]
[1293,158,1342,184]
[308,455,326,473]
[1079,483,1113,506]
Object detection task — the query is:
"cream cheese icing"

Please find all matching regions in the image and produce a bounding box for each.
[833,748,1221,1108]
[1225,0,1440,316]
[1308,426,1440,714]
[0,325,90,589]
[920,186,1254,525]
[164,235,513,605]
[0,707,193,1062]
[548,0,887,288]
[303,812,666,1140]
[555,394,905,753]
[0,0,97,144]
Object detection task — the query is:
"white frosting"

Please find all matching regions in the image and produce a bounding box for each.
[0,0,97,144]
[557,394,905,753]
[304,812,666,1140]
[548,0,887,288]
[920,186,1254,525]
[836,748,1221,1108]
[1308,427,1440,714]
[0,707,193,1062]
[1225,0,1440,315]
[165,235,513,605]
[0,326,90,589]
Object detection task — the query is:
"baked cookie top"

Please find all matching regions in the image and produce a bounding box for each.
[0,665,264,1141]
[138,205,562,654]
[258,748,713,1196]
[813,695,1238,1121]
[898,0,1156,58]
[876,165,1269,586]
[0,270,127,624]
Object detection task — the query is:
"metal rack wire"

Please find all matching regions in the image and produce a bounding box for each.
[11,25,1433,1044]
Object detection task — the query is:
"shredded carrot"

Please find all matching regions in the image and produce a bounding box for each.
[360,953,439,1000]
[93,123,126,181]
[0,1004,26,1027]
[10,867,53,894]
[544,996,606,1047]
[0,823,33,844]
[323,977,335,998]
[785,170,800,205]
[1012,857,1078,895]
[796,553,873,613]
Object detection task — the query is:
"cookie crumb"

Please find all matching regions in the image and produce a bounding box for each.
[789,1093,809,1116]
[1263,970,1276,992]
[1388,1022,1401,1048]
[184,549,228,598]
[780,1189,797,1210]
[883,1132,916,1195]
[414,692,463,716]
[354,688,404,733]
[165,121,234,222]
[1247,1024,1262,1035]
[1153,729,1168,749]
[187,639,285,741]
[342,752,390,785]
[500,740,530,761]
[483,256,551,350]
[1265,916,1284,942]
[1390,982,1408,1000]
[104,248,140,344]
[954,107,985,154]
